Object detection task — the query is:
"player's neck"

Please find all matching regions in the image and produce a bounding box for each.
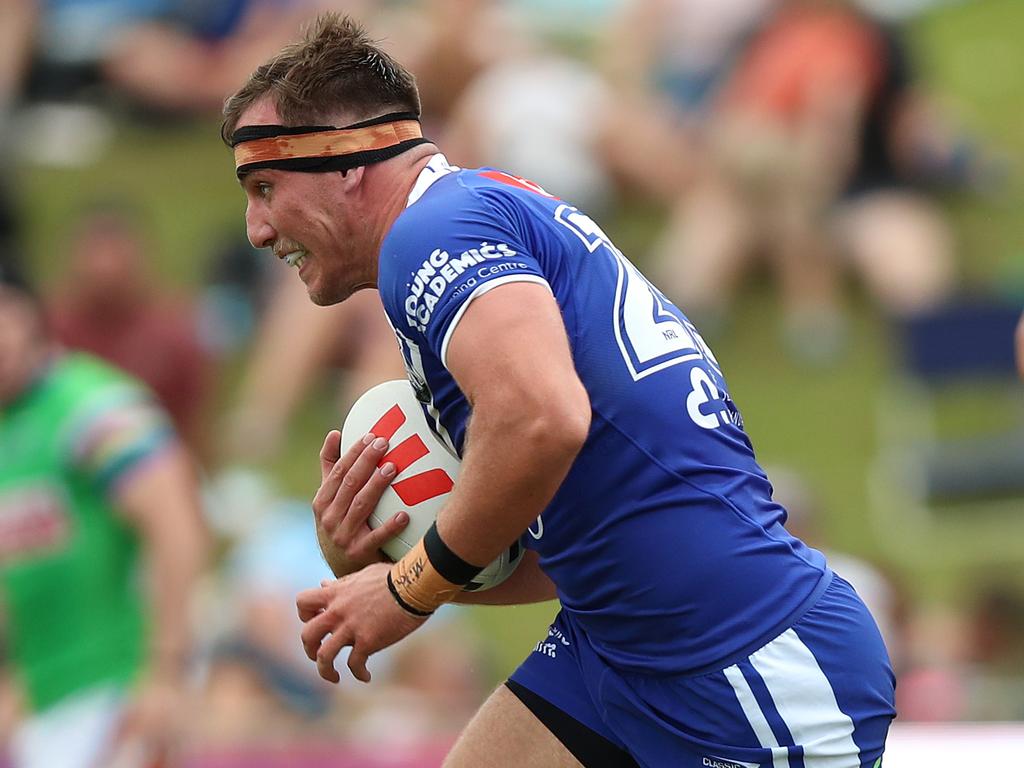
[376,144,440,236]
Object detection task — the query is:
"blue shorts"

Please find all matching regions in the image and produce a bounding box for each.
[509,574,896,767]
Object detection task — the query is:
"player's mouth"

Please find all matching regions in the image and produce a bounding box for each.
[275,242,308,269]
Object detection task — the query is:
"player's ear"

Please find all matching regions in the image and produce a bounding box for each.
[338,166,365,194]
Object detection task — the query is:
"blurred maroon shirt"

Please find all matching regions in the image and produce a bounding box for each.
[49,295,210,451]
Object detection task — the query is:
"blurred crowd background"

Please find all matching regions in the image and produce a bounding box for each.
[1,0,1023,764]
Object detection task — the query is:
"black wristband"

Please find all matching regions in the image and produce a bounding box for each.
[386,571,434,617]
[423,521,485,586]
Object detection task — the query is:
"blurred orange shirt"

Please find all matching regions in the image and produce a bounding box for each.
[722,4,884,124]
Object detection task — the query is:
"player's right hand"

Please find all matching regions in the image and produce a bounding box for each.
[312,430,409,576]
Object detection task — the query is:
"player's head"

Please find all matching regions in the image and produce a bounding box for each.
[223,14,432,306]
[221,13,420,141]
[0,257,51,405]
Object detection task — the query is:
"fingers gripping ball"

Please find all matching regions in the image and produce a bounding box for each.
[340,380,523,591]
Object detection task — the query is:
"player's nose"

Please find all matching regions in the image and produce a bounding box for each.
[245,203,276,250]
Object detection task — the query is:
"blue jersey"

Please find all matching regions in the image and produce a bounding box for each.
[378,155,830,675]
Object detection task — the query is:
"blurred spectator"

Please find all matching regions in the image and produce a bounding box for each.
[898,582,1024,721]
[193,469,490,752]
[511,0,621,42]
[1016,310,1024,381]
[651,0,968,362]
[386,0,512,137]
[441,35,618,214]
[895,602,972,721]
[100,0,355,115]
[21,0,171,102]
[47,201,212,456]
[14,0,335,109]
[440,2,697,216]
[593,0,775,203]
[0,2,36,109]
[193,470,336,749]
[770,465,904,669]
[196,235,275,358]
[7,0,366,169]
[603,0,774,119]
[220,271,405,466]
[964,584,1024,720]
[0,1,33,253]
[0,254,207,768]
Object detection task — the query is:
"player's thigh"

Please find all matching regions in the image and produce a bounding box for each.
[594,576,895,767]
[444,684,582,768]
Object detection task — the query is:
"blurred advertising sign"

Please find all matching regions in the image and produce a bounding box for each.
[887,723,1024,763]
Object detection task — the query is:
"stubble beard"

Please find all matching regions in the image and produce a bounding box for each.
[304,271,373,307]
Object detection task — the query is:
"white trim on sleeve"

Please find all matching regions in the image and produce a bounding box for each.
[439,275,552,369]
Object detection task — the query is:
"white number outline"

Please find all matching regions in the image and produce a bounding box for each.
[554,204,719,381]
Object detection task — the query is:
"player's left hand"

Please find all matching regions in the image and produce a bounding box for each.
[297,561,428,683]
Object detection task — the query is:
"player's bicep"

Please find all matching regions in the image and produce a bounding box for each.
[444,281,590,425]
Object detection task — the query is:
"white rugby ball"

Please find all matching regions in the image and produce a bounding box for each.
[340,379,523,591]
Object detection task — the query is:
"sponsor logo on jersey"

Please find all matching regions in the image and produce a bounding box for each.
[533,640,559,658]
[404,242,519,331]
[702,757,757,768]
[0,486,72,562]
[548,626,571,646]
[391,329,459,455]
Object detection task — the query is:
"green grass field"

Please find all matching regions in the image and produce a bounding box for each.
[15,0,1024,679]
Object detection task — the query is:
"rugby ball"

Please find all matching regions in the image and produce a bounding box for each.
[340,379,523,591]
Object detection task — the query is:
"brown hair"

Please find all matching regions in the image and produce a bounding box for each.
[221,13,420,144]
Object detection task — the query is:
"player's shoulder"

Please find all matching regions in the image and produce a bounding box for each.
[382,161,527,272]
[390,163,513,236]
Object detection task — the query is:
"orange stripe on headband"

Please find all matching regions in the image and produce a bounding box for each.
[233,119,423,172]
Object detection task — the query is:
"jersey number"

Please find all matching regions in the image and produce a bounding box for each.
[554,205,731,430]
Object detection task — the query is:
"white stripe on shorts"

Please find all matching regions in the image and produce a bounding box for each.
[748,628,860,767]
[723,664,791,768]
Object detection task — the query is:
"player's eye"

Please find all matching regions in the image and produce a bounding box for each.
[257,182,272,199]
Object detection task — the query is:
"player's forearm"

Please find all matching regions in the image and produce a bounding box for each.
[453,550,556,605]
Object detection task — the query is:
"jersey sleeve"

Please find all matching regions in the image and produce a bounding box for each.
[61,380,176,497]
[380,183,551,367]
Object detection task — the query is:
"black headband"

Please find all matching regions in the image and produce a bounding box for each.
[231,112,428,177]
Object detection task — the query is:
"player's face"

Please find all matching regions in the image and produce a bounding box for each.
[0,291,45,404]
[236,100,377,306]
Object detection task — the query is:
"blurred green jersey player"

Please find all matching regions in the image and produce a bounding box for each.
[0,257,206,768]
